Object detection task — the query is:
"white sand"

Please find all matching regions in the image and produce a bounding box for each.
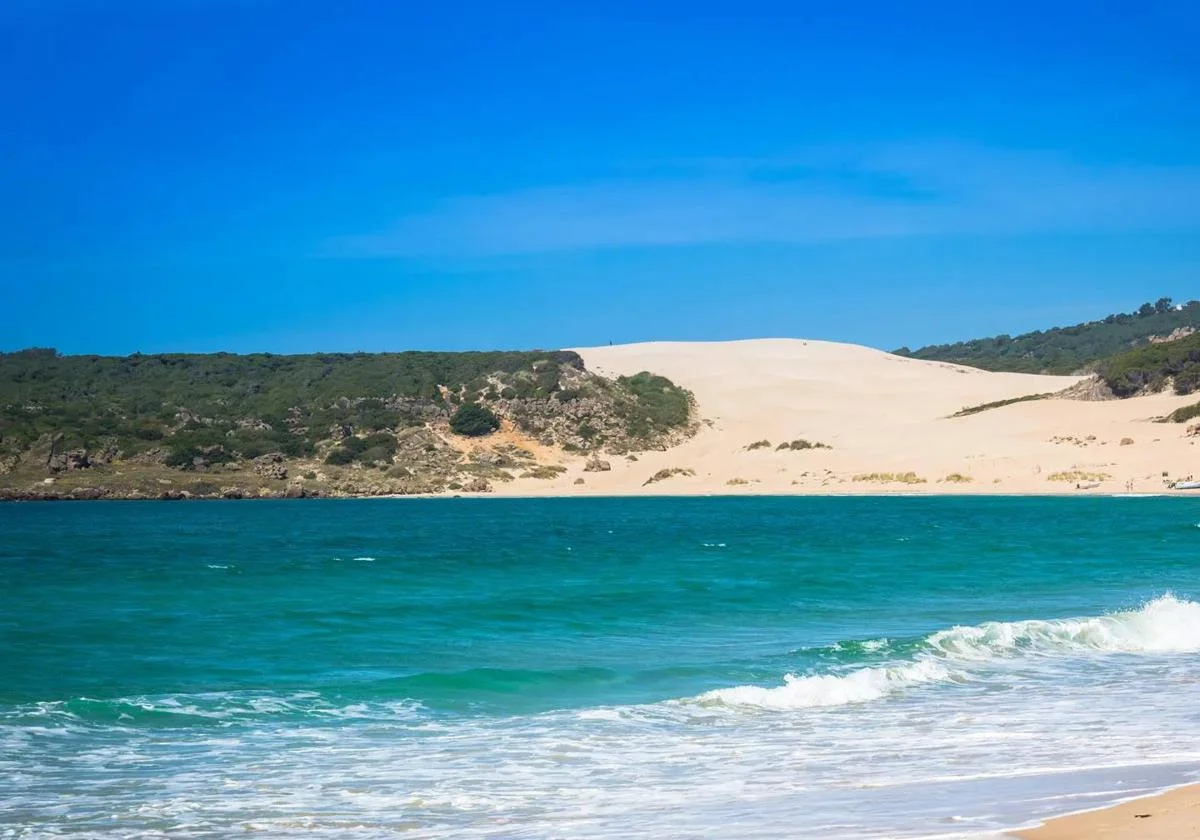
[487,339,1200,496]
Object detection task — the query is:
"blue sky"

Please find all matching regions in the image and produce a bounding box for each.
[2,0,1198,354]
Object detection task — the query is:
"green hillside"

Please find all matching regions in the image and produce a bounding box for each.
[894,298,1200,374]
[0,348,694,498]
[0,349,583,459]
[1097,332,1200,398]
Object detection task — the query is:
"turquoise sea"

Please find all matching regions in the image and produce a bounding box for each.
[2,497,1199,838]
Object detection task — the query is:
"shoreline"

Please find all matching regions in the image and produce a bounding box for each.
[1008,782,1200,839]
[1,488,1197,502]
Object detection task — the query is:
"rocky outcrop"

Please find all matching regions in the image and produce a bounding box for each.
[47,444,117,473]
[48,448,91,472]
[70,487,106,500]
[252,453,288,480]
[1149,326,1196,344]
[583,457,611,472]
[328,423,353,441]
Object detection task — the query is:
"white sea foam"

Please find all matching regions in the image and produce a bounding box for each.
[927,594,1200,658]
[698,659,954,709]
[10,598,1200,839]
[695,595,1200,711]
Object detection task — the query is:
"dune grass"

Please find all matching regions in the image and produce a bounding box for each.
[1046,470,1110,482]
[950,393,1051,418]
[852,471,927,484]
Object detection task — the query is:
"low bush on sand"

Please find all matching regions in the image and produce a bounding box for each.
[1162,401,1200,424]
[520,464,567,479]
[775,439,831,451]
[852,472,926,484]
[951,393,1050,418]
[1047,470,1110,482]
[644,467,696,485]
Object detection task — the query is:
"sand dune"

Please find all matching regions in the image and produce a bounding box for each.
[491,339,1200,496]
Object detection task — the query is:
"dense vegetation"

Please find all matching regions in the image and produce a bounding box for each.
[895,299,1200,374]
[617,372,692,437]
[1097,332,1200,397]
[323,432,400,466]
[449,403,501,437]
[0,348,694,477]
[0,349,563,459]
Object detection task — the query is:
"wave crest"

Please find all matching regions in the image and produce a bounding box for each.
[697,660,953,710]
[693,595,1200,711]
[928,594,1200,658]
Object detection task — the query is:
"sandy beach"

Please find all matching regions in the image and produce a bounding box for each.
[477,339,1199,497]
[1011,783,1200,839]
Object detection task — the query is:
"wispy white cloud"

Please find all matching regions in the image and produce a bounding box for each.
[326,143,1200,259]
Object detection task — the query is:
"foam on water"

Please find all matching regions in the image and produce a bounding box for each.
[6,497,1200,839]
[696,595,1200,710]
[697,658,953,709]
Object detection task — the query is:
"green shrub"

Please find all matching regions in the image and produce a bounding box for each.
[324,432,397,464]
[164,445,232,470]
[360,445,395,464]
[449,403,500,436]
[521,464,567,479]
[642,466,696,485]
[133,424,164,441]
[618,372,691,436]
[779,439,830,450]
[324,447,356,466]
[1164,401,1200,424]
[341,436,369,455]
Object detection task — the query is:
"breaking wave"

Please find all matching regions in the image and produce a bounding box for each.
[695,594,1200,710]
